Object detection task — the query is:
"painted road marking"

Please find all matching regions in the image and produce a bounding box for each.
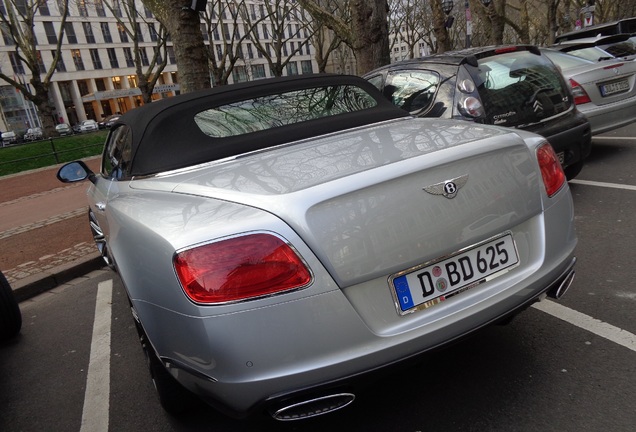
[532,300,636,353]
[570,179,636,191]
[80,279,113,432]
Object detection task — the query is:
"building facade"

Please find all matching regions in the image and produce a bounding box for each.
[0,0,318,135]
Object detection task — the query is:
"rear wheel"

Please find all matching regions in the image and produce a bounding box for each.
[564,160,584,180]
[130,302,195,414]
[0,271,22,341]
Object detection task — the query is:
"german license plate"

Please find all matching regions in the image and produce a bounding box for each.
[600,79,629,96]
[390,233,519,315]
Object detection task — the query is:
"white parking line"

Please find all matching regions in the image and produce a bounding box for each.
[570,179,636,191]
[80,280,113,432]
[532,300,636,353]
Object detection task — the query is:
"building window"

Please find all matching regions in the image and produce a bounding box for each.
[52,50,67,72]
[118,24,128,43]
[78,0,88,17]
[65,22,78,44]
[95,78,106,92]
[144,6,153,18]
[56,0,69,16]
[101,23,112,43]
[123,47,134,67]
[149,23,158,42]
[212,26,219,41]
[140,48,149,66]
[286,61,298,76]
[112,0,122,17]
[83,22,96,44]
[36,51,46,73]
[95,0,106,17]
[135,23,144,42]
[251,64,266,79]
[167,46,176,64]
[44,22,58,44]
[223,23,230,39]
[232,66,247,83]
[39,2,50,15]
[107,48,119,68]
[262,24,268,39]
[215,44,222,59]
[1,25,13,45]
[71,49,85,71]
[90,49,103,69]
[301,60,313,74]
[77,80,89,96]
[9,52,25,74]
[247,43,254,59]
[200,23,208,41]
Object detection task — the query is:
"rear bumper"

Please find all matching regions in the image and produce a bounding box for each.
[579,98,636,135]
[525,110,592,168]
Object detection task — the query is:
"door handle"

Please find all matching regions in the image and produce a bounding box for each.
[95,202,106,211]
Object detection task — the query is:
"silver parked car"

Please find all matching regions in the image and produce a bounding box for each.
[542,48,636,134]
[57,75,577,421]
[551,34,636,61]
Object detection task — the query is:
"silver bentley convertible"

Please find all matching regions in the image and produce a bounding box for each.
[58,74,577,421]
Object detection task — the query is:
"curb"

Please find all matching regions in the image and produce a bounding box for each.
[12,253,106,302]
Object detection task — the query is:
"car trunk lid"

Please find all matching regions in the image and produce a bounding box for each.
[142,119,544,287]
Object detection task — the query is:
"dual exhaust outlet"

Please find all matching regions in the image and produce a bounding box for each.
[270,392,355,421]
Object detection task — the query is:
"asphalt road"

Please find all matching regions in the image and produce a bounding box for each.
[1,129,635,432]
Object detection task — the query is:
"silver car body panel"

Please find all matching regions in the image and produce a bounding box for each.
[544,50,636,134]
[87,118,576,414]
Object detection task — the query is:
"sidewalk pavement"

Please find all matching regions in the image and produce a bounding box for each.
[0,163,105,302]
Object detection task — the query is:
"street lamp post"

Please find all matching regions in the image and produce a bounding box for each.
[465,1,471,48]
[442,0,454,29]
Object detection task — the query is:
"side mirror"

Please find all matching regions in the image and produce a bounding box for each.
[57,161,96,184]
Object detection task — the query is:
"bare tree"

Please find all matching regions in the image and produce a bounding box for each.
[102,0,169,103]
[0,0,69,137]
[310,0,349,73]
[241,0,316,77]
[142,0,210,92]
[297,0,391,74]
[201,0,252,86]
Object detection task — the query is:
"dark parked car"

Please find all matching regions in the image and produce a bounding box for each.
[364,45,592,179]
[57,74,577,421]
[99,114,121,129]
[0,271,22,341]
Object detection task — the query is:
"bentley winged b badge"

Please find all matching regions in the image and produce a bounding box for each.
[423,174,469,199]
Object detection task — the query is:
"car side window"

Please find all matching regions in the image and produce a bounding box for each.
[384,70,440,113]
[101,125,133,180]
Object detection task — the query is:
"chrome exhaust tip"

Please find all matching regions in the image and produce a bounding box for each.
[547,269,575,299]
[271,393,355,421]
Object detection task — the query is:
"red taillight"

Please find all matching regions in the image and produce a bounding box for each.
[569,79,591,104]
[174,233,311,304]
[536,143,566,197]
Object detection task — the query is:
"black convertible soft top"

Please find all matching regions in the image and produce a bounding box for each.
[114,74,409,176]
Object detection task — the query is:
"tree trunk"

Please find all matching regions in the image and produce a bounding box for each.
[143,0,210,93]
[350,0,390,73]
[432,0,452,53]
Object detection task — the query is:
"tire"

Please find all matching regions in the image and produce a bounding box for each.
[0,271,22,341]
[131,306,195,415]
[564,160,584,180]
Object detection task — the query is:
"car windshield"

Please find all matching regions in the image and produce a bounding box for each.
[193,84,377,138]
[469,50,571,127]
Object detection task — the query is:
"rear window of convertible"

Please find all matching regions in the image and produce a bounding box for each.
[193,84,378,138]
